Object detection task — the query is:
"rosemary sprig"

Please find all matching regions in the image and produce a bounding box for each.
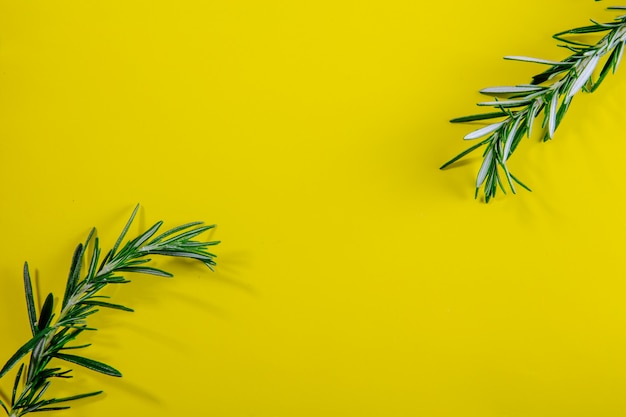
[441,4,626,202]
[0,205,219,416]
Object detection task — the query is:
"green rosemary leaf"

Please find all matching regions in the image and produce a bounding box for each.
[0,399,8,414]
[47,328,77,353]
[130,221,163,250]
[509,120,529,155]
[500,162,517,194]
[510,173,532,192]
[158,224,217,245]
[29,381,51,406]
[145,250,214,263]
[480,85,545,95]
[526,99,541,138]
[37,390,102,407]
[556,97,572,129]
[11,364,24,406]
[483,165,496,203]
[37,294,54,331]
[503,117,523,162]
[29,368,64,381]
[85,237,101,281]
[79,300,134,312]
[23,263,38,337]
[53,354,121,378]
[98,275,131,284]
[554,23,614,36]
[504,55,573,66]
[29,406,71,412]
[62,244,85,310]
[149,221,204,243]
[58,344,92,351]
[111,204,139,257]
[122,258,151,266]
[440,137,492,170]
[181,240,220,249]
[531,66,568,84]
[27,338,48,382]
[494,167,507,195]
[450,112,509,123]
[463,123,505,140]
[548,91,559,138]
[63,325,98,331]
[52,370,72,379]
[477,99,532,108]
[98,249,113,272]
[613,41,624,72]
[0,328,52,378]
[567,55,601,99]
[115,266,173,278]
[476,148,494,188]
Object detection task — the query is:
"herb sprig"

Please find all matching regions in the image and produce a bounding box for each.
[0,205,219,416]
[441,4,626,202]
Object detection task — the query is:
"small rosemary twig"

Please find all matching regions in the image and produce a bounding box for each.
[0,205,219,416]
[441,4,626,202]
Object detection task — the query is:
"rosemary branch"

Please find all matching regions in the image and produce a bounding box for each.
[0,205,219,416]
[441,4,626,202]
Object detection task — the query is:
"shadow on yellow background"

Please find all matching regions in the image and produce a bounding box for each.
[1,1,626,416]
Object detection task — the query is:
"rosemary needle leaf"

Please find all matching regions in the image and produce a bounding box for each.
[450,112,509,123]
[440,137,492,169]
[23,263,38,337]
[111,204,140,257]
[130,221,163,250]
[477,99,532,108]
[567,54,601,99]
[37,294,55,332]
[41,390,103,406]
[58,343,92,351]
[476,148,494,188]
[85,238,101,281]
[555,23,614,35]
[443,3,626,201]
[548,92,559,138]
[116,266,173,277]
[150,221,205,243]
[504,55,573,66]
[480,85,544,95]
[11,364,24,406]
[53,354,122,378]
[62,244,85,310]
[0,329,51,378]
[503,118,522,162]
[0,399,7,414]
[614,41,625,71]
[463,122,505,140]
[29,406,71,413]
[79,301,134,312]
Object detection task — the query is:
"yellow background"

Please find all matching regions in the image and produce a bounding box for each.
[1,1,626,415]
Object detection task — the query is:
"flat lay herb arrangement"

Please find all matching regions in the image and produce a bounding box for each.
[0,206,219,416]
[441,3,626,202]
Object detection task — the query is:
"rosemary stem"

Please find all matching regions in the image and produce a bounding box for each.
[1,207,219,416]
[444,5,626,201]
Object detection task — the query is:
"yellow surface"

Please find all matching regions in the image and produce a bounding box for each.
[1,1,626,416]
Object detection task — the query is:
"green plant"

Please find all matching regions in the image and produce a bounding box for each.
[0,205,219,416]
[441,3,626,202]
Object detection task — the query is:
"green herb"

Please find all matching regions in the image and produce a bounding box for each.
[0,205,219,416]
[441,3,626,202]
